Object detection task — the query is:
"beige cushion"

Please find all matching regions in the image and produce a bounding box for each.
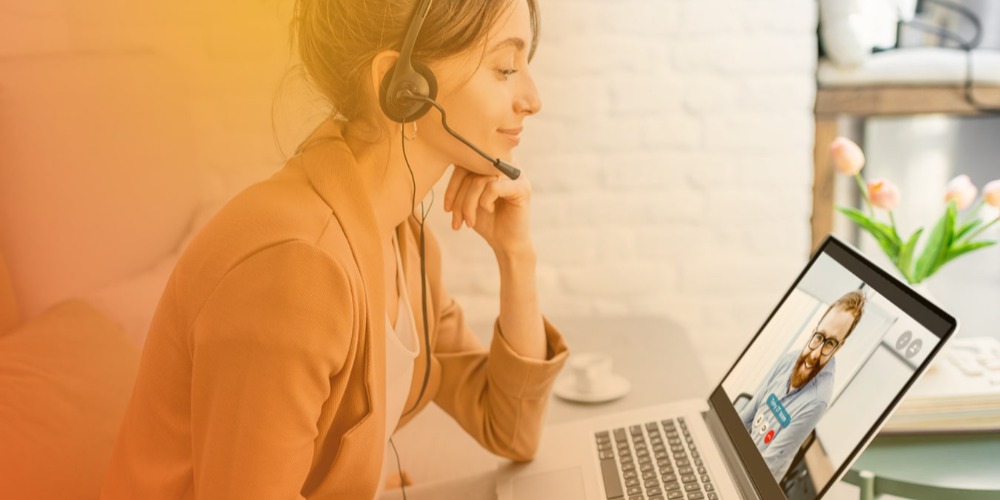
[818,48,1000,87]
[0,300,139,500]
[0,53,202,320]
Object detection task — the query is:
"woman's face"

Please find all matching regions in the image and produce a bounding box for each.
[418,0,541,176]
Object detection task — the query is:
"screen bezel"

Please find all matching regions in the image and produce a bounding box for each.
[708,235,958,500]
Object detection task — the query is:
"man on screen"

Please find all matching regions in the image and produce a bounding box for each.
[737,290,866,480]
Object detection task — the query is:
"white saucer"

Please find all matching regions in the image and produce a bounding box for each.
[553,374,631,404]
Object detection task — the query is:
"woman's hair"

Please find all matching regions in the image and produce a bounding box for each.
[292,0,540,125]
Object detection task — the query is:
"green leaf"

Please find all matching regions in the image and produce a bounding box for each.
[955,219,984,241]
[913,202,957,283]
[837,207,902,262]
[896,228,924,283]
[943,240,997,265]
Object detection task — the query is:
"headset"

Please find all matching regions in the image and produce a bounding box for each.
[378,0,523,180]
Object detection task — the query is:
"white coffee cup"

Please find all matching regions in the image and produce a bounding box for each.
[567,352,614,394]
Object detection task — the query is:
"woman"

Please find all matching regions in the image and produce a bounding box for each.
[101,0,568,498]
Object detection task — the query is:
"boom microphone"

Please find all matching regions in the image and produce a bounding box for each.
[401,91,521,180]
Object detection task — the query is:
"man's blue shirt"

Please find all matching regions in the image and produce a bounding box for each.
[737,351,835,480]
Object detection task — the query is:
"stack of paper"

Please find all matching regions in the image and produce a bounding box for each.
[883,337,1000,434]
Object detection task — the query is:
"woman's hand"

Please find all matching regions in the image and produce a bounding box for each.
[443,165,533,256]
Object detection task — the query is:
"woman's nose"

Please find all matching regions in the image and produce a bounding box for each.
[515,73,542,115]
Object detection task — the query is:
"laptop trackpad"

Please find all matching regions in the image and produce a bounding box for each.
[512,466,586,500]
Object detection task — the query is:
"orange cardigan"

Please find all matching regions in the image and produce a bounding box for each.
[101,120,569,499]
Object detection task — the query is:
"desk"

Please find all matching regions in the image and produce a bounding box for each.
[385,316,1000,500]
[843,433,1000,500]
[383,316,708,499]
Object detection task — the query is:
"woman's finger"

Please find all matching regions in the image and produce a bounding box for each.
[444,166,470,213]
[450,174,474,230]
[463,175,493,227]
[481,178,530,212]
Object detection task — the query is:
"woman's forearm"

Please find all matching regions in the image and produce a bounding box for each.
[495,245,546,360]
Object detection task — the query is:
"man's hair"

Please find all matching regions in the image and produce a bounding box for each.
[820,290,866,341]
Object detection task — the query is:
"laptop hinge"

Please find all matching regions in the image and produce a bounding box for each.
[703,409,763,500]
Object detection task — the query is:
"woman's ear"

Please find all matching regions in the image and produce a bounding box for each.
[370,50,401,111]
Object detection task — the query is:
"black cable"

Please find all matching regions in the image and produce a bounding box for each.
[388,438,408,500]
[897,7,1000,114]
[391,121,434,500]
[399,123,433,419]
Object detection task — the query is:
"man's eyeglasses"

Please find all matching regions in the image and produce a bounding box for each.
[808,332,841,356]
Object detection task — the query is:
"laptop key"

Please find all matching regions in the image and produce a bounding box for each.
[707,493,718,500]
[684,483,700,492]
[599,458,624,499]
[668,491,684,499]
[625,478,639,487]
[687,492,704,500]
[642,470,657,480]
[626,486,642,496]
[664,480,680,491]
[704,483,714,492]
[681,475,697,483]
[624,470,637,480]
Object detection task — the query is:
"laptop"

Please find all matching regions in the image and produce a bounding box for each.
[497,235,959,500]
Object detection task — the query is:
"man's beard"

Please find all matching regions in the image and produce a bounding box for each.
[790,352,822,389]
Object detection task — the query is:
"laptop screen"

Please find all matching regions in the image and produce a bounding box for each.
[711,237,956,500]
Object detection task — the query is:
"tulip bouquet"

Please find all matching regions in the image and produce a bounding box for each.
[830,137,1000,285]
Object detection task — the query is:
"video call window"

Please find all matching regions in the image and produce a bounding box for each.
[721,253,939,500]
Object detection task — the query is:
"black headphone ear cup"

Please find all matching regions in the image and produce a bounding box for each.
[379,59,438,123]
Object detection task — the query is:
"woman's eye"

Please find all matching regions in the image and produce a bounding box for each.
[498,68,518,79]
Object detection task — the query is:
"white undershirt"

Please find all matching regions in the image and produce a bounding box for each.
[375,233,420,498]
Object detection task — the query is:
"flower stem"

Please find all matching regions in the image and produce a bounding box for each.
[960,199,985,225]
[855,173,874,217]
[963,216,1000,242]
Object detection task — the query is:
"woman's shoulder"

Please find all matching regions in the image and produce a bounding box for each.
[176,163,357,288]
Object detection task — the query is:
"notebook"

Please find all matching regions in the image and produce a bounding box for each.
[497,236,959,500]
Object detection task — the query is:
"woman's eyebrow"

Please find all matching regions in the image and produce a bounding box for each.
[489,37,526,53]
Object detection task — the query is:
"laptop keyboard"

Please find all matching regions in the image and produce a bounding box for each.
[594,417,719,500]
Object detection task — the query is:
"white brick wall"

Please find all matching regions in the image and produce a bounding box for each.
[432,0,818,381]
[1,0,818,381]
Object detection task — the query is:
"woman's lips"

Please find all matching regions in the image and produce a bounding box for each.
[498,127,522,146]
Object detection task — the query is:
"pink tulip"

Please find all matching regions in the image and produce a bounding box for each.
[829,137,865,175]
[944,175,978,210]
[868,178,900,211]
[983,179,1000,208]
